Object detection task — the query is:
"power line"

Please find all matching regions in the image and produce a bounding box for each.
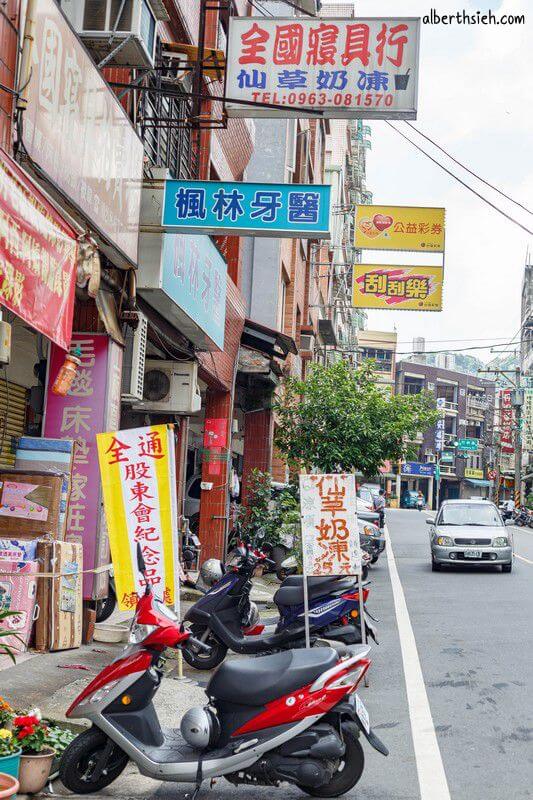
[385,122,533,237]
[397,339,524,356]
[404,122,533,217]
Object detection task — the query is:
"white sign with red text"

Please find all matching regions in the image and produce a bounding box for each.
[226,17,420,119]
[299,473,361,577]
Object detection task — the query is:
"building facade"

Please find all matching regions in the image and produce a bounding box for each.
[396,360,496,506]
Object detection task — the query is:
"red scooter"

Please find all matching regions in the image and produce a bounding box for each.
[59,550,388,797]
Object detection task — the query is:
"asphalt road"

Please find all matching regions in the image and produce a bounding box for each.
[155,509,532,800]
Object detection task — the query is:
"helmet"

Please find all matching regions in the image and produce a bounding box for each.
[242,601,259,629]
[180,706,220,749]
[199,559,224,588]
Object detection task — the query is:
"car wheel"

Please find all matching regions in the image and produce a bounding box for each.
[502,562,512,573]
[432,560,441,571]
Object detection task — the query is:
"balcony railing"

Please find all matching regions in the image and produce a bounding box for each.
[440,464,456,476]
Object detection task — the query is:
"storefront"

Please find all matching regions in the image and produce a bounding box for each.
[400,461,435,508]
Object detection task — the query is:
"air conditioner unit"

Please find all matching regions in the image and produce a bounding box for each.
[133,360,201,414]
[60,0,168,68]
[426,454,436,463]
[121,313,148,402]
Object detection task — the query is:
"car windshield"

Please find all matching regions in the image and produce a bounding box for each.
[437,503,502,527]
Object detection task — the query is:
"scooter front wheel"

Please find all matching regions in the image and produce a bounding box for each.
[298,724,364,797]
[59,728,128,794]
[182,625,228,670]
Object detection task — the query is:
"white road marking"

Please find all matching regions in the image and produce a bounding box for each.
[384,525,452,800]
[515,553,533,565]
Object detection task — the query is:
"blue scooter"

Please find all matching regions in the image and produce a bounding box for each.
[182,544,376,670]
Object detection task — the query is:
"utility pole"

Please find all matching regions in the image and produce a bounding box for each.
[511,366,525,506]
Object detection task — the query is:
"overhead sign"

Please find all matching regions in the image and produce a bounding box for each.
[457,438,479,451]
[162,180,331,238]
[401,462,435,477]
[226,17,420,119]
[500,389,514,454]
[299,473,361,576]
[352,264,443,311]
[465,468,484,479]
[23,0,143,264]
[0,148,78,350]
[97,424,180,612]
[354,205,445,252]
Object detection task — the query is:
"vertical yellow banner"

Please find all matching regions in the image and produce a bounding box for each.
[97,424,179,611]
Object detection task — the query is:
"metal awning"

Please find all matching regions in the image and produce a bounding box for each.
[465,478,492,487]
[241,318,297,360]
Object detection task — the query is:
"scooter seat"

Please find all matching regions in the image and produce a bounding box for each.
[207,647,338,707]
[274,576,355,608]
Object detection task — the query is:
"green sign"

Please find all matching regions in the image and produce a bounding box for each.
[440,451,454,463]
[456,438,478,451]
[435,464,441,481]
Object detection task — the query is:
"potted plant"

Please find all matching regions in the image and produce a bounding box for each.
[0,772,19,799]
[0,610,23,664]
[12,711,55,794]
[0,699,13,730]
[0,728,21,782]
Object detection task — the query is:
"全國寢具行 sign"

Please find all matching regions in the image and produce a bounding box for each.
[226,17,420,119]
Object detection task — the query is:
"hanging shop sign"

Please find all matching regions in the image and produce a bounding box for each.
[162,180,331,238]
[401,461,435,477]
[44,334,123,599]
[500,389,514,454]
[464,468,484,479]
[138,230,227,351]
[435,397,446,452]
[226,17,420,119]
[352,264,443,311]
[354,205,445,252]
[96,424,180,612]
[22,0,143,265]
[299,473,361,576]
[0,148,78,350]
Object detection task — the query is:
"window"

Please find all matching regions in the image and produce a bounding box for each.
[436,384,457,403]
[437,503,502,527]
[404,376,424,395]
[360,348,392,373]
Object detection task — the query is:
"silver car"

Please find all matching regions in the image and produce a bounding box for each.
[427,499,514,573]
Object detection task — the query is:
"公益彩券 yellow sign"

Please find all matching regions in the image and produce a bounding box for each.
[464,468,484,479]
[97,424,180,612]
[354,205,445,252]
[352,264,443,311]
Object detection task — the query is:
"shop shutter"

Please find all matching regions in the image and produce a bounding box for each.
[0,380,28,467]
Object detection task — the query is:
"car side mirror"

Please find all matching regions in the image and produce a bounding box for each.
[426,518,436,525]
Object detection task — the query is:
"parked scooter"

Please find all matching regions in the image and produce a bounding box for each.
[513,507,530,527]
[60,553,388,797]
[182,543,376,670]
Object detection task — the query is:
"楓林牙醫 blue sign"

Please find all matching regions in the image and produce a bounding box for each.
[162,180,331,238]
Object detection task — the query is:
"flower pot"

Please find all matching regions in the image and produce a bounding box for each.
[0,751,21,781]
[0,772,19,799]
[17,749,55,795]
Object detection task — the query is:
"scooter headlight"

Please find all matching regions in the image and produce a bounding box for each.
[78,679,121,707]
[129,622,157,644]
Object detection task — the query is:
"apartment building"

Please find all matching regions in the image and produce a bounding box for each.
[358,330,398,392]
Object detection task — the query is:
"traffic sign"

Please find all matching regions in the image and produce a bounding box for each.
[456,438,478,451]
[435,464,441,481]
[488,469,497,480]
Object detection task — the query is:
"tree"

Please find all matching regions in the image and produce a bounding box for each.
[274,360,439,476]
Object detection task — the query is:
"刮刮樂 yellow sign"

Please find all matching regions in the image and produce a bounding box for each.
[352,264,444,311]
[354,205,445,252]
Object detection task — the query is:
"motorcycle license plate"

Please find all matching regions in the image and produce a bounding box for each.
[355,694,370,734]
[464,549,482,558]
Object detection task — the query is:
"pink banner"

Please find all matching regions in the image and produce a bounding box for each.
[44,334,122,598]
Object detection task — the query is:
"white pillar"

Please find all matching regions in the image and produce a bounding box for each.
[427,476,435,509]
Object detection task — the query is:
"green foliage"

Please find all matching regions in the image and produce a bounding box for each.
[239,469,273,539]
[0,609,24,663]
[0,728,19,757]
[274,360,439,476]
[44,724,76,756]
